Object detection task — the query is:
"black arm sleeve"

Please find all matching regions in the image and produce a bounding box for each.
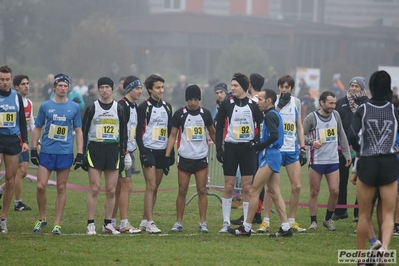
[136,103,146,154]
[256,112,279,150]
[117,103,127,155]
[348,107,363,153]
[253,104,263,143]
[82,104,95,154]
[166,103,173,137]
[215,100,227,151]
[17,94,28,143]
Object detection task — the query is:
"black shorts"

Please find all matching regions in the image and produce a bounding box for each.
[87,142,120,171]
[222,142,256,176]
[140,148,169,169]
[177,156,208,174]
[357,154,399,187]
[0,135,21,155]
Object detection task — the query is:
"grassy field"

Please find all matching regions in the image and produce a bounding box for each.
[1,158,397,266]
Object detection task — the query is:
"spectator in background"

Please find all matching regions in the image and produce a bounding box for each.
[108,63,120,85]
[201,78,220,112]
[172,75,188,110]
[113,76,126,101]
[297,77,311,100]
[264,71,279,93]
[73,78,88,96]
[83,84,98,113]
[212,82,228,123]
[42,74,54,101]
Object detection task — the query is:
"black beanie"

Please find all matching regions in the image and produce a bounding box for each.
[185,85,201,101]
[232,76,249,92]
[369,70,391,100]
[97,77,114,90]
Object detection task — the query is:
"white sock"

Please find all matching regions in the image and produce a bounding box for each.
[140,219,147,226]
[0,187,3,194]
[243,221,252,232]
[120,219,128,228]
[264,217,270,223]
[243,202,249,222]
[222,198,232,224]
[288,218,295,227]
[15,200,21,206]
[111,218,116,227]
[282,222,290,231]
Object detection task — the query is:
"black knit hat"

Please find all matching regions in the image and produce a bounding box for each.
[369,70,391,100]
[97,77,114,90]
[214,82,228,93]
[185,85,201,101]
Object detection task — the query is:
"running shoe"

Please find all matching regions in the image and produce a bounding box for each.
[308,221,318,230]
[52,225,62,235]
[102,223,121,235]
[199,222,209,233]
[291,221,306,233]
[269,227,293,237]
[146,222,161,234]
[393,226,399,236]
[0,218,7,234]
[119,222,141,234]
[331,212,348,221]
[14,201,32,211]
[230,215,244,225]
[139,224,147,232]
[170,222,183,232]
[257,221,270,233]
[370,239,382,250]
[353,217,358,222]
[218,221,230,233]
[228,225,251,237]
[33,220,47,233]
[323,219,337,231]
[86,223,96,235]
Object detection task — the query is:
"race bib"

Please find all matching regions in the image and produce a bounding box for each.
[96,124,117,140]
[233,125,251,140]
[48,124,68,141]
[186,126,204,141]
[152,127,167,142]
[129,126,136,142]
[0,112,16,127]
[283,122,296,135]
[319,127,337,143]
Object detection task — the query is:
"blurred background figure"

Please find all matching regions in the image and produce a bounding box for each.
[41,74,54,101]
[73,78,88,96]
[172,75,188,110]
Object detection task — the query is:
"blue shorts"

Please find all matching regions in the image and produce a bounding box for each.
[19,151,29,163]
[281,151,299,166]
[309,163,339,175]
[40,152,74,171]
[258,149,281,173]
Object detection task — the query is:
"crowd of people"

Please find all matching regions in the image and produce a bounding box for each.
[0,65,398,264]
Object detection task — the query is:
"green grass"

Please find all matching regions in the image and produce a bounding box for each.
[1,161,396,266]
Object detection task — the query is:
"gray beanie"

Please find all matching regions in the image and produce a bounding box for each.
[349,77,366,91]
[214,82,228,93]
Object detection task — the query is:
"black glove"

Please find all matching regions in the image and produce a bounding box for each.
[119,155,125,173]
[216,149,224,164]
[300,150,307,167]
[169,149,175,166]
[30,148,40,166]
[72,97,81,104]
[140,151,154,167]
[73,153,84,170]
[354,96,368,105]
[252,141,268,151]
[277,93,291,109]
[81,156,89,172]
